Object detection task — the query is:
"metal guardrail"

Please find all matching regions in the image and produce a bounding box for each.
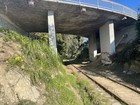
[61,0,138,20]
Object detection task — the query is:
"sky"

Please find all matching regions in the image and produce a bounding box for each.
[112,0,140,11]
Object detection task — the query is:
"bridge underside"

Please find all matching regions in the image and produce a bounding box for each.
[0,0,135,36]
[0,0,137,62]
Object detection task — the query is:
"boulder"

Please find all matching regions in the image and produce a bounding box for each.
[0,68,46,105]
[101,52,112,65]
[123,62,130,72]
[129,60,140,73]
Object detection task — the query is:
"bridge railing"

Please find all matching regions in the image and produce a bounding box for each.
[62,0,138,20]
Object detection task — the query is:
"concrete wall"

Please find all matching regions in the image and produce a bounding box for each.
[0,13,26,34]
[115,24,137,45]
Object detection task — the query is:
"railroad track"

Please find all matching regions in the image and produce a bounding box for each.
[96,72,140,94]
[71,64,140,105]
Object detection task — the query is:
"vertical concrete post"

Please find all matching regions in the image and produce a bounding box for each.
[89,33,97,61]
[48,11,57,53]
[99,20,115,55]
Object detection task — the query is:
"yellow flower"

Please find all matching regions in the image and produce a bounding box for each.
[15,56,23,62]
[6,60,9,63]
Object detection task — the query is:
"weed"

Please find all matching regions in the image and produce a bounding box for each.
[2,29,63,83]
[0,28,109,105]
[77,79,108,105]
[45,75,81,105]
[1,28,81,105]
[18,100,36,105]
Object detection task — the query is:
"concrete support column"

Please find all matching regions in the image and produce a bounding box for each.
[89,33,97,61]
[48,11,57,53]
[99,20,115,55]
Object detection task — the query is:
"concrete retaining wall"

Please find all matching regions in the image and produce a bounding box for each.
[115,25,137,45]
[0,13,26,34]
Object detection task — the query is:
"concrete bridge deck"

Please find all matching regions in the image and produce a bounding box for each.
[0,0,138,62]
[0,0,137,36]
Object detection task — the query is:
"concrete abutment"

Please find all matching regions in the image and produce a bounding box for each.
[0,14,26,34]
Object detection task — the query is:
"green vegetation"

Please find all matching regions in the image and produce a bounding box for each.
[57,34,84,59]
[29,32,49,43]
[56,34,66,59]
[65,35,83,59]
[76,47,89,62]
[78,80,100,105]
[77,79,109,105]
[44,75,81,105]
[3,29,63,84]
[0,27,108,105]
[28,33,84,60]
[113,15,140,63]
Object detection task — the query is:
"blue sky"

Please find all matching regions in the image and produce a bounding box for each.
[113,0,140,11]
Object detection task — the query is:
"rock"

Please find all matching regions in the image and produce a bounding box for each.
[137,44,140,51]
[129,60,140,73]
[0,64,6,75]
[0,33,46,105]
[136,57,140,61]
[101,52,112,65]
[134,60,140,65]
[6,69,22,86]
[6,69,40,102]
[126,71,135,75]
[0,73,16,104]
[123,70,127,74]
[116,43,125,52]
[14,74,40,102]
[0,68,46,105]
[123,62,130,72]
[123,61,140,74]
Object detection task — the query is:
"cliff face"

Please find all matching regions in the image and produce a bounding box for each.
[0,32,46,105]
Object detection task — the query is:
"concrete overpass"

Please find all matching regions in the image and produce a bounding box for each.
[0,0,138,61]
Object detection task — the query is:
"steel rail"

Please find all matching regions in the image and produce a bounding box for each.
[71,64,140,105]
[71,64,128,104]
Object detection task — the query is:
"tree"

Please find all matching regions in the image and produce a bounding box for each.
[56,34,66,58]
[29,33,84,59]
[29,32,49,43]
[63,35,84,59]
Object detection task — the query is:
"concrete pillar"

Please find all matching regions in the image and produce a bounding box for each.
[99,20,115,55]
[48,11,57,53]
[89,33,97,61]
